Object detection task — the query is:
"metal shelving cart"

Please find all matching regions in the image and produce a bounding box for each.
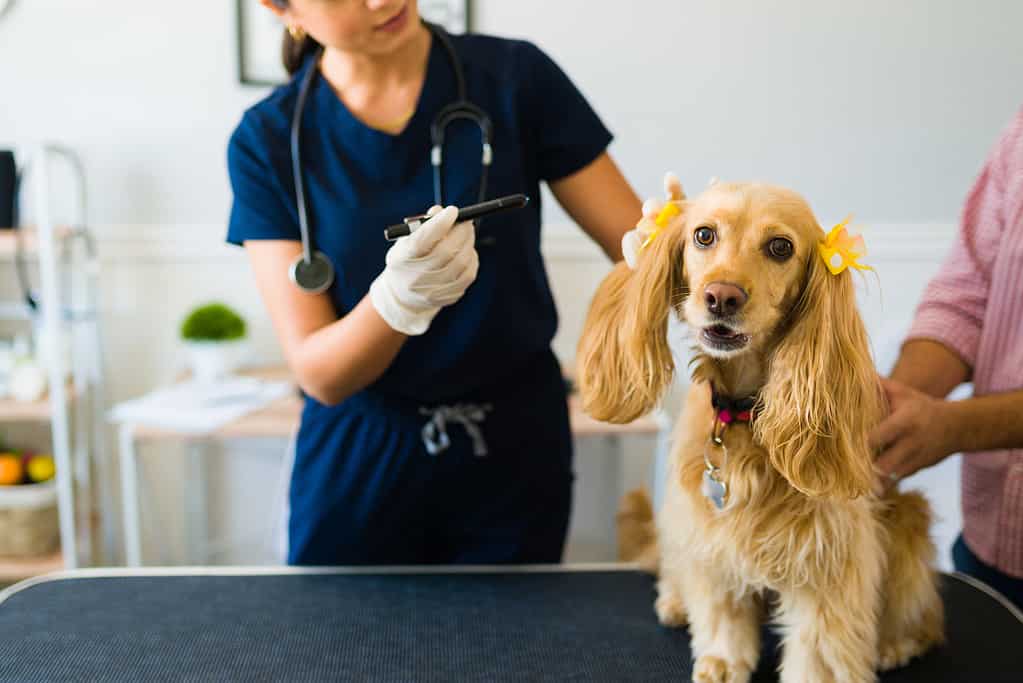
[0,144,111,582]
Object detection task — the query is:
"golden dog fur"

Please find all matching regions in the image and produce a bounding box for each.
[579,181,944,683]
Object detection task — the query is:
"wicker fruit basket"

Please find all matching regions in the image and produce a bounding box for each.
[0,480,59,557]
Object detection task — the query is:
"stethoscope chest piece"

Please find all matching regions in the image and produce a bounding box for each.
[289,251,335,294]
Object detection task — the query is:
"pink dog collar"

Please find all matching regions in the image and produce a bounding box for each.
[711,385,758,424]
[716,408,753,424]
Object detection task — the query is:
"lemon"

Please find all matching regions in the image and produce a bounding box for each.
[26,454,55,483]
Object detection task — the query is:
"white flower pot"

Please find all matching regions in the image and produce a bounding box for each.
[184,339,248,384]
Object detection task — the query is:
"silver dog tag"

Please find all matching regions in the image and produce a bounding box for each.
[702,468,727,510]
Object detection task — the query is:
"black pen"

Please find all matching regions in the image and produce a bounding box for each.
[384,194,530,241]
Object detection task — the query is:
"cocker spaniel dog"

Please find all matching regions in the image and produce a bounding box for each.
[579,178,943,683]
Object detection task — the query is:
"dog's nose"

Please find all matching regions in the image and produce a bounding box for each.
[704,282,747,317]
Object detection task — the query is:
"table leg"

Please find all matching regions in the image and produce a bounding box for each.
[118,424,142,567]
[186,441,209,565]
[652,409,673,513]
[607,435,624,554]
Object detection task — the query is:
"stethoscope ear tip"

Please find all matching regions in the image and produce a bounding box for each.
[289,251,335,294]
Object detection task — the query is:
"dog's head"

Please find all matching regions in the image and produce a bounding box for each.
[577,181,881,499]
[681,182,822,359]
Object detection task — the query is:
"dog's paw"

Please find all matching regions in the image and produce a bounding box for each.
[879,637,926,671]
[654,591,687,627]
[693,655,750,683]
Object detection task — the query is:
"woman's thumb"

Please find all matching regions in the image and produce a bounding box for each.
[407,205,458,255]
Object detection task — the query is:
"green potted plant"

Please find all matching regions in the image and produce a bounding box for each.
[180,302,248,383]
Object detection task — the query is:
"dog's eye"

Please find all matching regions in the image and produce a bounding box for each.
[694,227,716,248]
[767,237,794,261]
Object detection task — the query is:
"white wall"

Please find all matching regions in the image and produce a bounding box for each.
[3,1,1019,568]
[5,1,1022,225]
[2,1,254,224]
[479,0,1023,226]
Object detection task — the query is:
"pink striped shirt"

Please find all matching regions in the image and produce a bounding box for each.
[907,106,1023,578]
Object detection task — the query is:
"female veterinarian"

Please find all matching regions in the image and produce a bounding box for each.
[226,0,641,565]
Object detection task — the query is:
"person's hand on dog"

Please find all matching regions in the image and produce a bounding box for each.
[622,172,685,269]
[869,377,957,491]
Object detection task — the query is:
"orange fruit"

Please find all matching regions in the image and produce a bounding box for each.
[0,453,24,485]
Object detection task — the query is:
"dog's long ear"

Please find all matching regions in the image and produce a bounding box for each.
[753,243,882,498]
[576,217,687,423]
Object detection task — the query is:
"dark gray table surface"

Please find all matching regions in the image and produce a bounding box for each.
[0,566,1020,682]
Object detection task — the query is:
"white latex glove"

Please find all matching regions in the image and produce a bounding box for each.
[622,172,685,269]
[369,205,479,336]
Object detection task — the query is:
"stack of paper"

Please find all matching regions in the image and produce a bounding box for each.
[109,376,294,434]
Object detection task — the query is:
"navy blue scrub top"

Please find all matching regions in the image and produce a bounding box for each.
[226,33,612,403]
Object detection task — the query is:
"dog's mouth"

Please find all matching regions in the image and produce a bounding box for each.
[699,324,751,353]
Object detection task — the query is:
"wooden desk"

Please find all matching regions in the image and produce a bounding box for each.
[115,367,664,566]
[130,367,661,440]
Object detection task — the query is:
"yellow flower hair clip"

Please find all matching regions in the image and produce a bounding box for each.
[818,216,871,275]
[640,202,682,250]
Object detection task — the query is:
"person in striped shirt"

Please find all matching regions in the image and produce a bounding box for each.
[870,106,1023,610]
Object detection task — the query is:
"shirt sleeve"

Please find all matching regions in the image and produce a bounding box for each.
[520,41,613,182]
[904,112,1020,368]
[225,111,300,246]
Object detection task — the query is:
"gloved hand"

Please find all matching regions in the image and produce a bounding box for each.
[369,205,478,336]
[622,172,685,269]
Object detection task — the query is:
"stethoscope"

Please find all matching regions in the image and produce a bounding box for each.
[289,21,494,294]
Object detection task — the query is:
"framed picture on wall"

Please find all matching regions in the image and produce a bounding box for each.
[236,0,289,86]
[237,0,471,87]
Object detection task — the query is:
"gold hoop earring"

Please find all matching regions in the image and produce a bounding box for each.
[288,24,305,40]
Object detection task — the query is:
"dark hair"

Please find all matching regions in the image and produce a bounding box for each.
[271,1,322,76]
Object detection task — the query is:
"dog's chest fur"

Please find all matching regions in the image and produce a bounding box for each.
[662,388,878,594]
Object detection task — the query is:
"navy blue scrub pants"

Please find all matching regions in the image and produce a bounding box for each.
[287,351,575,566]
[952,533,1023,611]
